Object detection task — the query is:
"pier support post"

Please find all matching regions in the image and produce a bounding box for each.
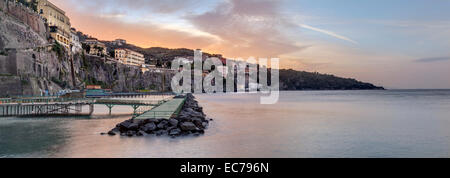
[89,104,94,116]
[106,104,114,115]
[131,105,140,117]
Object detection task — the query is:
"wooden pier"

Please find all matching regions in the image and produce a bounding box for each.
[0,99,95,117]
[0,93,175,117]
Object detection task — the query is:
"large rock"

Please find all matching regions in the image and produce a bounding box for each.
[192,117,204,128]
[180,122,198,131]
[202,122,209,129]
[194,107,203,113]
[118,120,139,131]
[185,108,195,113]
[157,120,169,129]
[126,131,136,137]
[155,130,168,136]
[145,118,163,123]
[141,122,157,133]
[169,119,179,126]
[107,131,116,136]
[169,128,182,136]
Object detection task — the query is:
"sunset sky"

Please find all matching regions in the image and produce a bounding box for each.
[51,0,450,89]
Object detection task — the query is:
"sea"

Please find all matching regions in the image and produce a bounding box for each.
[1,90,449,158]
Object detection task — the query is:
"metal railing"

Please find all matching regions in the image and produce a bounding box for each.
[0,97,94,105]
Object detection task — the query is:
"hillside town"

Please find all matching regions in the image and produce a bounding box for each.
[1,0,383,97]
[20,0,174,74]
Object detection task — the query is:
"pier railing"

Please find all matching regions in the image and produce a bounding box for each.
[0,94,175,117]
[0,97,94,105]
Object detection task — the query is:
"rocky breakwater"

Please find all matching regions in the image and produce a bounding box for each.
[106,94,212,137]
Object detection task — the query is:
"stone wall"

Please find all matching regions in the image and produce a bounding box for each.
[0,0,47,38]
[73,55,175,92]
[0,0,175,97]
[0,76,22,96]
[0,0,47,50]
[0,52,17,75]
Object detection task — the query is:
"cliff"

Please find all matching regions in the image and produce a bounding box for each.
[279,69,384,90]
[0,1,174,97]
[0,0,382,98]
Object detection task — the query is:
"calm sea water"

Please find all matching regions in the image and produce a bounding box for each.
[1,90,450,158]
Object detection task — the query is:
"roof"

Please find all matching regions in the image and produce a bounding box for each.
[43,0,66,15]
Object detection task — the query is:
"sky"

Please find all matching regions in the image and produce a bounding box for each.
[51,0,450,89]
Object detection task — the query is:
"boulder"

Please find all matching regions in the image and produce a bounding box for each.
[155,130,168,136]
[107,131,116,136]
[169,119,179,126]
[147,118,163,123]
[185,108,195,113]
[117,120,132,129]
[110,127,120,133]
[180,122,198,131]
[192,118,204,128]
[194,107,203,112]
[202,122,209,128]
[134,119,149,127]
[189,111,205,118]
[136,131,145,137]
[126,131,136,137]
[118,120,139,131]
[128,123,139,131]
[157,120,169,129]
[141,122,157,133]
[166,126,176,132]
[169,128,181,136]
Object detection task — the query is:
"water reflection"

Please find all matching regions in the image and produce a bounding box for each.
[1,90,450,158]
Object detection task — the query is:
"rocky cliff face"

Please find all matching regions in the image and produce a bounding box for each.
[0,0,58,97]
[70,54,174,92]
[0,1,174,97]
[0,0,47,49]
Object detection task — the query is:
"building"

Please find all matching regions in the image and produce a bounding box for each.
[115,48,145,67]
[84,38,108,56]
[37,0,71,48]
[140,64,158,73]
[86,85,102,90]
[70,28,82,53]
[112,39,126,46]
[174,56,194,65]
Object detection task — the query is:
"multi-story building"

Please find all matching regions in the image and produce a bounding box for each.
[115,49,145,67]
[37,0,71,48]
[84,38,108,56]
[70,28,82,53]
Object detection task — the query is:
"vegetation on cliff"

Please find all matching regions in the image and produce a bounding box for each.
[100,40,383,90]
[279,69,383,90]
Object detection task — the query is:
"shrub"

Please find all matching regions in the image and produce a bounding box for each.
[21,79,29,86]
[52,42,64,60]
[0,51,7,56]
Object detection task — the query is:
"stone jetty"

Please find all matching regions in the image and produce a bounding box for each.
[106,94,212,137]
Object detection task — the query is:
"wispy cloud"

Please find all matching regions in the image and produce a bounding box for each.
[299,24,358,44]
[415,57,450,63]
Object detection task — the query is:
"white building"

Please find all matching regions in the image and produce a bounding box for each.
[115,48,145,67]
[70,28,82,53]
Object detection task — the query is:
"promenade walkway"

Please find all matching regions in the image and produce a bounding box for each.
[134,97,186,120]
